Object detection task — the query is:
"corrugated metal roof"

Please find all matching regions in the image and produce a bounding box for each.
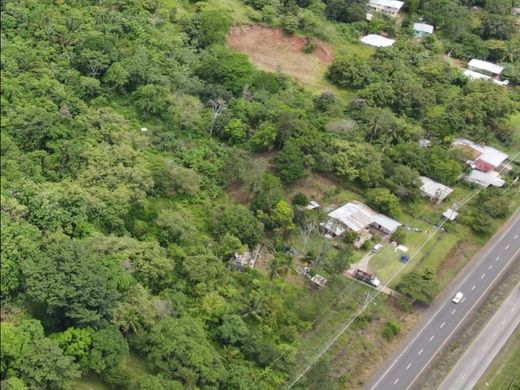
[327,201,401,234]
[467,170,505,187]
[413,23,434,34]
[360,34,395,48]
[420,176,453,201]
[468,59,504,75]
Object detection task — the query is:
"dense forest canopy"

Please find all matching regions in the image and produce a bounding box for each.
[1,0,519,389]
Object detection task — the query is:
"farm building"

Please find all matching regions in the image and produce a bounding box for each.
[466,170,505,188]
[468,59,504,77]
[360,34,395,48]
[368,0,404,17]
[420,176,453,204]
[413,23,434,37]
[453,139,509,172]
[321,201,401,237]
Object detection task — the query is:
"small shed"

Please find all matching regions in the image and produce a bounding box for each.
[443,208,459,221]
[305,201,321,210]
[360,34,395,48]
[413,23,434,37]
[311,274,328,289]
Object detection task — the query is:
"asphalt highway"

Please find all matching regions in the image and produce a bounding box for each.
[438,282,520,390]
[367,210,520,390]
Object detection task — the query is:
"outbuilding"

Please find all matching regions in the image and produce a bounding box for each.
[466,170,505,188]
[468,59,504,76]
[360,34,395,48]
[413,23,434,37]
[420,176,453,204]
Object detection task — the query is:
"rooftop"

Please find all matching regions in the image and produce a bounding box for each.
[466,170,505,188]
[420,176,453,201]
[368,0,405,10]
[327,201,401,234]
[468,59,504,75]
[413,23,434,34]
[463,69,509,86]
[443,208,459,221]
[360,34,395,48]
[453,139,508,169]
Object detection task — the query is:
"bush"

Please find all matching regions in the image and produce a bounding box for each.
[382,320,401,341]
[292,192,309,206]
[303,38,316,54]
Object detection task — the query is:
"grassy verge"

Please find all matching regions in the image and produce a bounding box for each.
[475,327,520,390]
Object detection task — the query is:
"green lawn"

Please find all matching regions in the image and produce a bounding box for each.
[475,327,520,390]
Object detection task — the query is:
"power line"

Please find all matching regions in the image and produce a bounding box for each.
[285,152,520,388]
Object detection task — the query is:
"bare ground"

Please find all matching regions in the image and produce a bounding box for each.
[228,25,334,89]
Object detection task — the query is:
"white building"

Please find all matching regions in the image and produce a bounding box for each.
[368,0,404,17]
[453,139,508,172]
[321,201,401,237]
[413,23,434,36]
[468,59,504,76]
[466,170,505,188]
[360,34,395,48]
[443,208,459,221]
[463,69,509,86]
[420,177,453,204]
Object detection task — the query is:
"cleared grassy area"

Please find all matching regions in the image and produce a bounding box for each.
[475,327,520,390]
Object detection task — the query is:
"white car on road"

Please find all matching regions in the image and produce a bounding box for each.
[452,291,464,304]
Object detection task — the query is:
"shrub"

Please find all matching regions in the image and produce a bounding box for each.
[382,320,401,341]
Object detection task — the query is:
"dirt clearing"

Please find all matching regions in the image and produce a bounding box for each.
[228,25,334,89]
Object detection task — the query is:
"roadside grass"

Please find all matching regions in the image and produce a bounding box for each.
[475,327,520,390]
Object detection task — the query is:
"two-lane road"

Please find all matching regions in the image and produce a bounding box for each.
[439,282,520,390]
[367,211,520,390]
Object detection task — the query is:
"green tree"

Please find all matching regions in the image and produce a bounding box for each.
[250,122,278,152]
[269,200,295,236]
[366,188,401,217]
[181,10,232,49]
[273,142,305,184]
[223,118,248,143]
[252,173,284,212]
[327,56,374,89]
[397,269,438,304]
[210,204,264,247]
[21,237,120,328]
[145,317,226,387]
[1,320,80,388]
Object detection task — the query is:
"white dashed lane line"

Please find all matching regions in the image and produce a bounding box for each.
[429,335,435,342]
[472,359,478,366]
[440,322,446,329]
[451,309,457,315]
[471,285,476,290]
[418,349,423,356]
[514,234,518,240]
[394,378,400,385]
[481,273,486,279]
[496,256,500,261]
[505,244,510,250]
[489,264,493,270]
[406,363,412,370]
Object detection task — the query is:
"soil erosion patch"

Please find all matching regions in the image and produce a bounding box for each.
[228,25,333,89]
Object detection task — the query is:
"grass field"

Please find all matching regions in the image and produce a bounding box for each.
[475,326,520,389]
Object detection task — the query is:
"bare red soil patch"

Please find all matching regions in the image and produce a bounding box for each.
[228,25,334,88]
